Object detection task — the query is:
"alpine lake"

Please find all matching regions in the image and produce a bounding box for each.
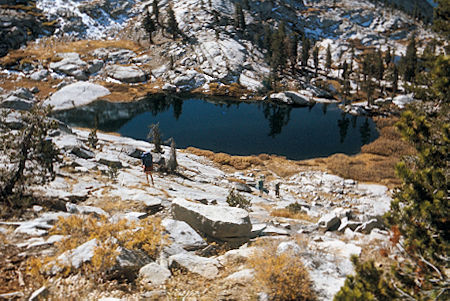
[53,95,379,161]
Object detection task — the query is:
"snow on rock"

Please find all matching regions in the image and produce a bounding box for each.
[393,94,416,108]
[44,82,110,111]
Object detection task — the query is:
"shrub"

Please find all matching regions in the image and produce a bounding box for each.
[0,105,59,205]
[226,189,251,211]
[28,215,164,279]
[334,255,396,301]
[249,242,314,300]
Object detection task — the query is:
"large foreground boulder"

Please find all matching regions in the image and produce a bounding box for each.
[44,82,110,111]
[171,198,252,243]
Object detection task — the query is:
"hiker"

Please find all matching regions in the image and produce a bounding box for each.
[141,151,154,185]
[275,182,280,198]
[258,176,265,196]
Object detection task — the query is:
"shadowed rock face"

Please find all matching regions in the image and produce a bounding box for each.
[0,1,55,57]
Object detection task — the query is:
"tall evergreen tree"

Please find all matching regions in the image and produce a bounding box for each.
[143,11,156,44]
[301,35,311,67]
[385,46,392,66]
[287,33,298,72]
[313,46,319,74]
[234,3,245,30]
[375,50,385,91]
[391,64,399,95]
[432,0,450,39]
[166,3,179,40]
[326,44,332,71]
[152,0,159,24]
[402,37,417,83]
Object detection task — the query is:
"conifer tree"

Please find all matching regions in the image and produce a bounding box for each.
[152,0,159,24]
[313,46,319,74]
[391,64,399,94]
[263,25,272,56]
[432,0,450,39]
[326,44,332,71]
[402,37,417,83]
[287,33,298,72]
[143,11,156,44]
[301,35,311,67]
[375,50,385,91]
[0,106,60,204]
[166,3,179,40]
[385,46,392,66]
[234,3,245,30]
[242,0,250,10]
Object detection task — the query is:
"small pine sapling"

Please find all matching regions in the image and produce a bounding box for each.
[147,123,163,153]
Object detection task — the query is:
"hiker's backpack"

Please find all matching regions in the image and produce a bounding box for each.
[141,152,153,167]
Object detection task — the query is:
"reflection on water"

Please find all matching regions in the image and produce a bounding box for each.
[54,95,379,160]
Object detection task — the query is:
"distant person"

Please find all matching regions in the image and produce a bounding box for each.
[275,182,280,198]
[141,151,154,185]
[258,176,265,196]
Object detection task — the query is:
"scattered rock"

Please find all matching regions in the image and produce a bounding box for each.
[171,198,252,243]
[162,218,207,251]
[30,69,49,81]
[105,65,147,83]
[225,268,254,282]
[44,82,110,111]
[277,241,301,255]
[139,262,171,285]
[71,146,95,159]
[66,203,108,217]
[355,218,384,234]
[169,252,220,279]
[233,182,252,193]
[318,213,341,231]
[49,53,88,77]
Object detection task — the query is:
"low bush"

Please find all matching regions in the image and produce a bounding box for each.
[27,215,164,280]
[226,189,251,211]
[249,242,315,301]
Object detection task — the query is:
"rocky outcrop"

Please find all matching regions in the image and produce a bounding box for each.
[105,65,147,83]
[44,82,110,111]
[270,91,312,106]
[0,1,55,57]
[171,198,252,243]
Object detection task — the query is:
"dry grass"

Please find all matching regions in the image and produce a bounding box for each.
[197,82,251,98]
[0,38,143,68]
[0,74,62,100]
[322,117,415,186]
[270,208,318,223]
[187,147,306,177]
[186,147,263,170]
[248,240,315,301]
[97,80,163,102]
[27,215,164,281]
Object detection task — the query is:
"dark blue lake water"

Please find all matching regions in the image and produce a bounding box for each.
[55,96,378,160]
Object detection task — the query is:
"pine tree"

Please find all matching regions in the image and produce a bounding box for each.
[0,105,60,204]
[384,46,392,66]
[375,50,384,91]
[147,123,163,153]
[234,3,245,30]
[242,0,250,10]
[301,35,311,67]
[432,0,450,39]
[402,37,417,83]
[391,64,399,94]
[334,255,397,301]
[143,11,156,44]
[313,46,319,74]
[431,55,450,101]
[385,104,449,300]
[152,0,159,24]
[166,3,179,40]
[326,44,332,71]
[287,33,298,72]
